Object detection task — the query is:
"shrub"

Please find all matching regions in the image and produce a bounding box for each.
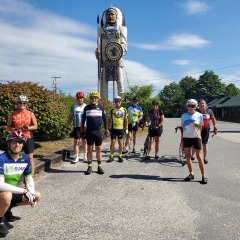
[0,82,70,146]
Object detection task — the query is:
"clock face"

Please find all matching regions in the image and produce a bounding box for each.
[105,42,123,61]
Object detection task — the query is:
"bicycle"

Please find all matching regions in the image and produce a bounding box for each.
[175,126,186,166]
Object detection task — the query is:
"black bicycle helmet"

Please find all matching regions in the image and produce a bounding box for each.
[133,96,139,101]
[152,100,159,105]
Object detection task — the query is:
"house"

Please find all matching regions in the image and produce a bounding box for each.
[208,96,240,120]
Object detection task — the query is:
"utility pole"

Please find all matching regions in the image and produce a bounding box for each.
[51,76,61,94]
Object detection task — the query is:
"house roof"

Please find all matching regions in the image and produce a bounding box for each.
[208,97,230,108]
[208,96,240,108]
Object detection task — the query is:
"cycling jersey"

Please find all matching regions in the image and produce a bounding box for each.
[70,103,87,128]
[148,109,164,129]
[0,151,32,186]
[110,107,127,129]
[181,111,203,139]
[127,105,143,124]
[197,108,215,129]
[12,109,32,138]
[82,104,107,131]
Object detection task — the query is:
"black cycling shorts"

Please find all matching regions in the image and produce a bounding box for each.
[128,123,139,132]
[86,129,102,146]
[73,127,86,140]
[23,137,34,154]
[149,126,163,137]
[10,193,24,208]
[182,138,202,150]
[110,129,124,140]
[201,128,210,144]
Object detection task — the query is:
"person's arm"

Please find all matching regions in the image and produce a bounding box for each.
[6,112,15,132]
[25,175,35,194]
[0,176,25,194]
[120,26,127,55]
[29,112,38,131]
[81,108,86,132]
[137,108,143,122]
[159,114,165,127]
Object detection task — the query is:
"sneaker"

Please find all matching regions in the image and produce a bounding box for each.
[118,156,124,162]
[107,156,114,163]
[122,150,128,154]
[204,158,208,164]
[83,155,88,163]
[184,174,194,181]
[201,176,208,184]
[85,166,92,175]
[131,148,136,154]
[191,156,195,160]
[0,222,9,237]
[155,155,159,159]
[97,166,104,175]
[4,210,21,222]
[71,156,79,164]
[144,155,150,160]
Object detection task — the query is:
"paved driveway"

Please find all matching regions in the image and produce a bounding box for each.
[4,118,240,240]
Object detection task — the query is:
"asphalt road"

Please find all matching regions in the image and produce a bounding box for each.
[4,118,240,240]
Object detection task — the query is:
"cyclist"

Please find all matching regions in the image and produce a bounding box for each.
[7,95,38,175]
[197,99,217,164]
[123,96,143,154]
[181,99,207,184]
[107,96,128,163]
[67,92,87,163]
[145,100,164,160]
[0,130,41,238]
[81,91,109,175]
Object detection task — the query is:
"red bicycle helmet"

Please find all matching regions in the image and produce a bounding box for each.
[6,129,27,143]
[76,92,85,98]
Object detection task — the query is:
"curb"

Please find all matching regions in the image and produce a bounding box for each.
[34,149,74,174]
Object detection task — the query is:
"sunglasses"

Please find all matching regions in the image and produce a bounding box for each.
[11,140,24,144]
[133,101,138,103]
[90,97,98,100]
[115,100,121,103]
[77,97,83,99]
[187,105,196,108]
[18,102,27,105]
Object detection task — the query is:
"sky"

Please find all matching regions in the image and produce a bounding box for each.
[1,0,240,98]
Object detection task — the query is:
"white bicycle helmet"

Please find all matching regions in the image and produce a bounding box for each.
[186,99,198,107]
[16,95,29,102]
[114,96,122,101]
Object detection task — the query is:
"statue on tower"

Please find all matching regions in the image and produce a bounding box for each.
[95,7,127,100]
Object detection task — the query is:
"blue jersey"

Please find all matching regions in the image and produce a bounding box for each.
[181,111,203,138]
[82,104,107,131]
[127,105,143,124]
[0,151,32,186]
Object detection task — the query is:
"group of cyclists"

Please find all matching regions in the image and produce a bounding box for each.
[0,91,217,237]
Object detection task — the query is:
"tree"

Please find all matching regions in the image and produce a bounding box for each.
[225,83,240,96]
[123,85,158,122]
[195,70,226,97]
[159,82,184,117]
[179,76,197,99]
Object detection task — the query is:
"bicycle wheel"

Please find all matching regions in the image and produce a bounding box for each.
[143,136,149,158]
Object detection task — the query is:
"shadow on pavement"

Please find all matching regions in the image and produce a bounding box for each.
[109,174,184,182]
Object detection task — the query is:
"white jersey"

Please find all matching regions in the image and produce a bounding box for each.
[70,103,86,128]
